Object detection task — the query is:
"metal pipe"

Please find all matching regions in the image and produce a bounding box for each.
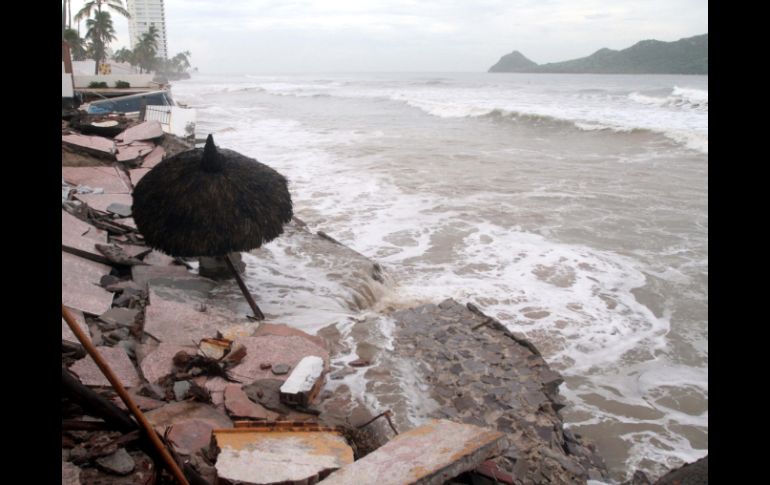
[225,253,265,320]
[61,304,190,485]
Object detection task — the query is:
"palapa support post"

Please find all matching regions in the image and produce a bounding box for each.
[61,304,191,485]
[225,253,266,320]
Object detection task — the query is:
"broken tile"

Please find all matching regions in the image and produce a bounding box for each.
[205,335,329,395]
[62,209,107,257]
[140,342,196,384]
[145,401,233,436]
[69,346,141,388]
[112,390,165,412]
[143,279,250,345]
[62,133,116,155]
[318,420,508,485]
[224,384,280,420]
[131,264,195,287]
[142,145,165,168]
[115,121,163,143]
[62,459,82,485]
[129,168,151,186]
[74,194,134,215]
[62,306,91,345]
[166,419,216,455]
[63,167,131,194]
[253,323,327,350]
[214,428,354,485]
[62,251,114,316]
[99,308,140,327]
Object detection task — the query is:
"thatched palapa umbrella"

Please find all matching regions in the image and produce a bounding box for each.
[132,134,293,320]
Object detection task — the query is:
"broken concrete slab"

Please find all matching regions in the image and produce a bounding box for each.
[62,133,116,155]
[62,209,107,258]
[62,251,114,316]
[224,384,280,421]
[145,401,233,436]
[129,168,151,186]
[116,145,149,163]
[131,264,195,287]
[143,276,252,345]
[140,342,197,384]
[74,193,134,214]
[62,306,91,345]
[142,145,166,168]
[99,308,140,328]
[69,345,142,388]
[318,419,508,485]
[253,323,327,350]
[115,121,164,144]
[204,335,330,395]
[166,419,215,455]
[62,459,82,485]
[214,428,354,485]
[63,167,131,194]
[280,356,325,408]
[112,390,165,412]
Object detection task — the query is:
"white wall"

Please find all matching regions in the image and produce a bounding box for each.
[62,73,74,98]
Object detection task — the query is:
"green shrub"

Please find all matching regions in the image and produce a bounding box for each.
[88,81,108,88]
[115,80,131,88]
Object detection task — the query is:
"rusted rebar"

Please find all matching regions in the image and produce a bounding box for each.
[61,304,190,485]
[356,409,399,435]
[225,253,265,320]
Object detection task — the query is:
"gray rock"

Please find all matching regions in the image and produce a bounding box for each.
[271,363,291,375]
[106,203,132,217]
[96,448,135,475]
[174,380,191,401]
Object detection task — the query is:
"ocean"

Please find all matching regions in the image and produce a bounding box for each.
[172,72,708,481]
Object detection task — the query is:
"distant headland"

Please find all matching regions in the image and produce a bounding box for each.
[488,34,708,74]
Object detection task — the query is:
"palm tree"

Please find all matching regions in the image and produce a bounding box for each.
[74,0,129,24]
[172,51,192,73]
[112,47,133,64]
[135,25,160,73]
[85,11,117,74]
[63,28,87,61]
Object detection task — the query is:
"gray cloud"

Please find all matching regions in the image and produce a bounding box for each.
[69,0,708,73]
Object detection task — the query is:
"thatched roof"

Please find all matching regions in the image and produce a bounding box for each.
[132,135,293,257]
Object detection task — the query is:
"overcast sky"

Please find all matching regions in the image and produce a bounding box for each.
[67,0,708,73]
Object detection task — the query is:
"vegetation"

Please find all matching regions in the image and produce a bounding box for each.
[72,1,129,74]
[85,11,117,75]
[115,80,131,88]
[63,28,87,61]
[88,81,108,88]
[489,34,708,74]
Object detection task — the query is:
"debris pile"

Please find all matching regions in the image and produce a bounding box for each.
[61,116,622,484]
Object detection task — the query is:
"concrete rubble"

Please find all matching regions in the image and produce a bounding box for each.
[319,419,507,485]
[61,116,671,485]
[213,425,355,485]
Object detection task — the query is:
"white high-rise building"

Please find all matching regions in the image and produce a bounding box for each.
[126,0,169,59]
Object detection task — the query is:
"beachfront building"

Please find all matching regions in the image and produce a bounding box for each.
[127,0,169,59]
